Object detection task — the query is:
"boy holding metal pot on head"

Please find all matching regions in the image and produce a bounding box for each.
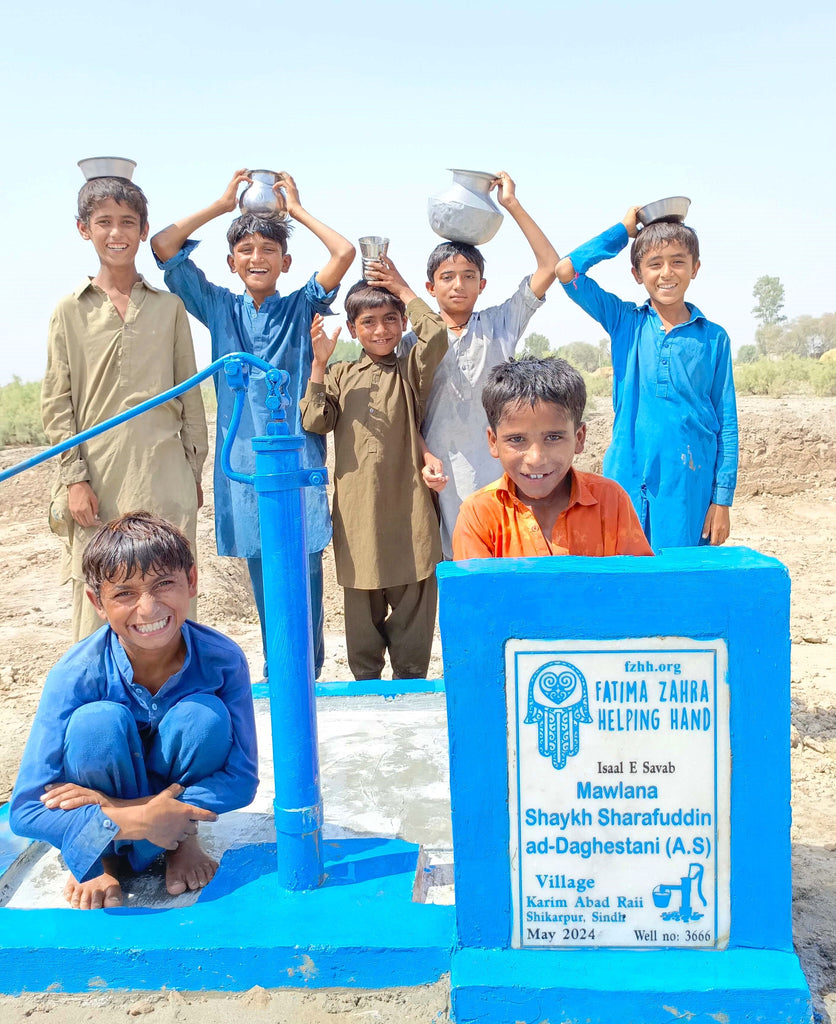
[556,206,738,548]
[42,169,208,642]
[399,172,560,558]
[151,170,355,682]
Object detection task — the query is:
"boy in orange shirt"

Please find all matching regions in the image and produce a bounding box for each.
[452,357,653,560]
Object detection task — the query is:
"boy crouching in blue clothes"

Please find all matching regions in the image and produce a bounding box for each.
[556,207,738,549]
[10,512,258,910]
[151,170,356,682]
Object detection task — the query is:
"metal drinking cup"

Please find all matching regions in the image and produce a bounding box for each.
[359,236,390,282]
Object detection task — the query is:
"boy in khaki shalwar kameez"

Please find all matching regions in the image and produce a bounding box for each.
[42,175,208,641]
[300,258,447,680]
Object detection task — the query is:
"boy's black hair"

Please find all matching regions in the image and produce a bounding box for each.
[482,356,586,432]
[227,213,293,254]
[426,241,485,282]
[77,177,149,230]
[344,280,406,323]
[631,222,700,271]
[82,511,194,597]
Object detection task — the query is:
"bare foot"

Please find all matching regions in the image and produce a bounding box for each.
[165,833,218,895]
[64,856,123,910]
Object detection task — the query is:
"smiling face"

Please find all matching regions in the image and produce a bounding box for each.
[631,241,700,313]
[227,232,292,303]
[89,565,197,661]
[347,302,407,362]
[488,400,586,506]
[427,254,486,323]
[77,198,148,270]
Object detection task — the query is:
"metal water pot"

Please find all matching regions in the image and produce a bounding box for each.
[239,170,286,218]
[427,168,504,246]
[78,157,137,181]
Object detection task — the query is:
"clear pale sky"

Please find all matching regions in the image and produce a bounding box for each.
[0,0,832,384]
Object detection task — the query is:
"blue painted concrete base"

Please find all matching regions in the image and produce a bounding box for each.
[451,947,813,1023]
[0,836,454,993]
[252,678,446,700]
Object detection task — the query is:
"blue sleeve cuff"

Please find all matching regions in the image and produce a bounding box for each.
[153,238,201,272]
[304,274,339,315]
[712,486,734,506]
[64,806,120,883]
[569,223,629,276]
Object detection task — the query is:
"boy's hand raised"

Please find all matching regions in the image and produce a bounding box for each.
[151,169,252,262]
[492,171,517,209]
[488,171,558,299]
[276,172,300,218]
[365,256,416,304]
[219,169,252,214]
[622,206,641,238]
[310,314,341,376]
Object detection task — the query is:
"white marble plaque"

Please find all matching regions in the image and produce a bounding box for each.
[507,637,730,950]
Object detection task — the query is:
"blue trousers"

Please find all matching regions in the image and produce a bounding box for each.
[64,696,231,873]
[247,550,325,679]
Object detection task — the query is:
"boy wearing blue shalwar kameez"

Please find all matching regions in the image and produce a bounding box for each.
[152,171,355,678]
[556,207,737,548]
[10,512,258,910]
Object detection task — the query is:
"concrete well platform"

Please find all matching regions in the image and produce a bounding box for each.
[0,689,456,993]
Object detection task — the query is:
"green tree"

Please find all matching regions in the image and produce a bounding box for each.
[752,276,786,326]
[755,322,795,358]
[782,314,836,359]
[521,332,551,358]
[754,311,836,359]
[0,376,47,445]
[597,337,611,368]
[816,313,836,357]
[735,344,759,364]
[555,341,600,373]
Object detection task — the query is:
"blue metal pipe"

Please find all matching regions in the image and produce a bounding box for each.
[254,434,327,889]
[220,359,264,485]
[216,361,327,886]
[0,352,273,485]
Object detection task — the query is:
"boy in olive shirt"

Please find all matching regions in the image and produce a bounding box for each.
[43,175,207,641]
[301,258,446,680]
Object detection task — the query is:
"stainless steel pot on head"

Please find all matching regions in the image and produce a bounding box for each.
[239,170,287,218]
[78,157,137,181]
[637,196,691,227]
[427,168,504,246]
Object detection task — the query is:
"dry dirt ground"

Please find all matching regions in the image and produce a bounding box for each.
[0,394,834,1023]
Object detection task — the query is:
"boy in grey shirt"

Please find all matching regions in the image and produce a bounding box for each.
[399,172,559,556]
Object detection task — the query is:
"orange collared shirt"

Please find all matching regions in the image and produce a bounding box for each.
[452,469,654,560]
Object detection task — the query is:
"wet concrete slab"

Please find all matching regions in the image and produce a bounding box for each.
[1,691,453,912]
